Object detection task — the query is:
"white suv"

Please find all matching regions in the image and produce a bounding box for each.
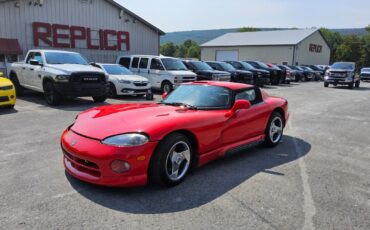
[92,63,153,100]
[116,55,197,93]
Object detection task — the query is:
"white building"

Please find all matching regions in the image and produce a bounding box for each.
[201,29,331,66]
[0,0,164,75]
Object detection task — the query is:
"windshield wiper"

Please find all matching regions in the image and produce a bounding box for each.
[159,102,197,110]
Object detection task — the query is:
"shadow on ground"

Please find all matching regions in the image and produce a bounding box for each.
[67,135,310,214]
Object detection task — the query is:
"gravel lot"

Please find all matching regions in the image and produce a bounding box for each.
[0,82,369,230]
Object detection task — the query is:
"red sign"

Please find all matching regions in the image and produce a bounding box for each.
[309,43,322,53]
[33,22,130,51]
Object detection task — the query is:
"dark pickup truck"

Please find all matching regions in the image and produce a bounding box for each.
[245,61,281,85]
[226,61,270,87]
[324,62,361,89]
[206,61,254,85]
[182,60,231,81]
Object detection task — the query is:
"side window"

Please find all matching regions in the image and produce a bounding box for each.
[236,88,262,105]
[215,64,223,71]
[139,58,149,69]
[233,62,242,70]
[33,53,43,64]
[150,59,164,70]
[131,57,139,68]
[119,57,131,68]
[26,52,35,63]
[184,62,193,70]
[208,63,216,69]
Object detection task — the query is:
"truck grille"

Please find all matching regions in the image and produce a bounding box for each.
[330,72,347,78]
[70,73,106,84]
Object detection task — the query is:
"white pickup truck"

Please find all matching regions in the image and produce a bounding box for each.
[9,50,108,105]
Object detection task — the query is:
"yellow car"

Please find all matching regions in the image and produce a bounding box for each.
[0,72,16,109]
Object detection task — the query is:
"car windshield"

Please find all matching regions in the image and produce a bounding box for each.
[240,62,255,70]
[219,62,236,71]
[191,62,213,71]
[102,64,132,75]
[331,62,355,70]
[45,52,88,65]
[255,61,270,69]
[305,67,314,71]
[161,58,187,71]
[161,85,232,110]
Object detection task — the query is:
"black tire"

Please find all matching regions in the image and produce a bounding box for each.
[161,81,173,93]
[9,74,24,96]
[348,83,354,89]
[93,95,107,103]
[107,83,117,98]
[43,81,61,106]
[324,82,329,88]
[264,112,284,148]
[148,133,194,187]
[355,81,360,88]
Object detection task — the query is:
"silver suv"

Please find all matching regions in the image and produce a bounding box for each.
[324,62,360,89]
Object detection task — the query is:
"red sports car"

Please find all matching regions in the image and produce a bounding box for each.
[61,81,289,187]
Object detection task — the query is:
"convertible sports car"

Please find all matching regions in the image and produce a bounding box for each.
[61,81,289,187]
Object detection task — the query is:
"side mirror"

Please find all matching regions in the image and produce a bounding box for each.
[30,59,42,66]
[162,92,168,99]
[232,100,251,112]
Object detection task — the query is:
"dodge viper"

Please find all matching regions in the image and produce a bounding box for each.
[61,81,289,187]
[0,73,16,109]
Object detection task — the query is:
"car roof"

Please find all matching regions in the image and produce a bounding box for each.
[187,81,252,91]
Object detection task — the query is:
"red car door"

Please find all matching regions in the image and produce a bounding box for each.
[221,88,270,146]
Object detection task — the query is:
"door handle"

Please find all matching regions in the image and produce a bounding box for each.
[30,68,34,71]
[22,67,26,70]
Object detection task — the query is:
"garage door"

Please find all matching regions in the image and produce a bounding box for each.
[216,50,239,61]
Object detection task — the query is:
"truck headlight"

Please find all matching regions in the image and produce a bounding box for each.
[102,133,149,147]
[55,75,70,82]
[118,80,132,84]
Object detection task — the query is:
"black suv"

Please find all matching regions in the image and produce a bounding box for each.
[206,61,254,85]
[182,60,231,81]
[226,61,270,87]
[245,61,281,85]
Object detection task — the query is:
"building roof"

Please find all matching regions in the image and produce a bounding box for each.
[201,29,319,47]
[107,0,165,35]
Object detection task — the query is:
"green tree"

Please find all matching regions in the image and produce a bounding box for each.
[320,28,343,63]
[334,35,362,63]
[174,45,187,58]
[186,44,200,59]
[160,42,176,56]
[366,24,370,33]
[237,27,261,32]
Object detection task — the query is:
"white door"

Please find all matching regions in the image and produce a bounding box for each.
[216,50,239,61]
[148,58,165,88]
[138,57,150,81]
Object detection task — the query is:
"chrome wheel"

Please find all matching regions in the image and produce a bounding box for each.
[163,83,171,93]
[165,141,191,181]
[269,117,283,143]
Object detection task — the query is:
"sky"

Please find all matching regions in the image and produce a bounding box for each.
[117,0,370,32]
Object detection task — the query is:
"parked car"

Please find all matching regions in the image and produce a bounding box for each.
[117,55,197,93]
[304,65,325,79]
[245,61,281,85]
[288,65,304,82]
[268,64,288,84]
[182,60,231,82]
[301,66,321,81]
[226,61,270,87]
[61,81,289,187]
[360,67,370,81]
[324,62,360,89]
[0,72,16,109]
[276,65,296,83]
[9,50,108,105]
[91,63,153,100]
[206,61,254,85]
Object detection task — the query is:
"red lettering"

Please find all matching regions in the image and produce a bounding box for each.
[52,24,70,48]
[99,30,105,50]
[309,43,323,53]
[117,31,130,51]
[104,30,118,50]
[70,26,86,48]
[33,22,52,46]
[86,28,100,50]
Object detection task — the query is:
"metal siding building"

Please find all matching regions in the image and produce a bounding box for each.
[0,0,164,75]
[201,29,330,66]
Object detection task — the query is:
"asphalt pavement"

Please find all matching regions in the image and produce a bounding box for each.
[0,82,369,230]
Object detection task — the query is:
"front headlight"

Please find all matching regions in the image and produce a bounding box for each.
[55,75,70,82]
[325,71,330,76]
[102,133,149,147]
[118,80,132,84]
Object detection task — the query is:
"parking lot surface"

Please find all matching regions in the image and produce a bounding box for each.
[0,82,369,230]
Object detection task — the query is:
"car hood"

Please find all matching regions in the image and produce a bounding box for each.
[196,70,230,75]
[45,64,104,74]
[167,70,197,77]
[0,77,13,87]
[328,68,353,72]
[71,103,200,140]
[109,74,148,81]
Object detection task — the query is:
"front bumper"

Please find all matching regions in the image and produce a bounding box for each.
[54,82,108,97]
[360,75,370,81]
[325,77,353,84]
[61,129,159,187]
[114,83,151,95]
[0,87,16,107]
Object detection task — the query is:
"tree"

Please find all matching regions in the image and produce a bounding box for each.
[186,44,200,59]
[334,35,362,63]
[174,45,187,58]
[160,42,176,56]
[320,28,343,63]
[366,24,370,33]
[237,27,261,32]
